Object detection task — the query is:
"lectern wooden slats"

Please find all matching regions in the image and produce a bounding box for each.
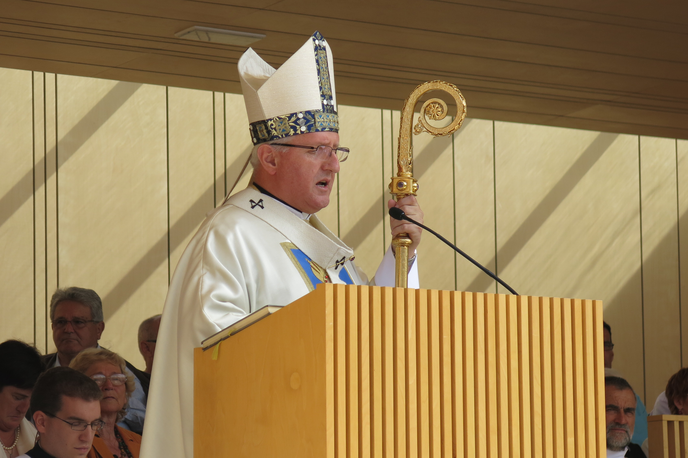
[195,284,605,457]
[648,415,688,458]
[527,296,542,458]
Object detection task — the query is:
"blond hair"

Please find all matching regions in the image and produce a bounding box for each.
[69,347,135,421]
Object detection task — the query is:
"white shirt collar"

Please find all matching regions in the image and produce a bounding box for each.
[607,447,628,458]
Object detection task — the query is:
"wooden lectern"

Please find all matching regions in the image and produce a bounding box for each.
[195,284,606,457]
[648,415,688,457]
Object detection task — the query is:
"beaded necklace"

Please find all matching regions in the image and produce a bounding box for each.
[0,425,20,454]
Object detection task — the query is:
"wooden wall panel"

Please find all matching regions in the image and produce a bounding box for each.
[55,76,168,367]
[413,115,455,291]
[494,123,640,299]
[641,136,682,405]
[213,92,226,206]
[43,73,59,354]
[338,105,385,280]
[0,68,34,343]
[381,110,397,252]
[453,119,496,293]
[679,139,688,369]
[168,87,215,279]
[32,72,50,352]
[224,93,254,199]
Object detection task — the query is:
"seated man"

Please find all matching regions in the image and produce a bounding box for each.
[603,321,648,445]
[18,366,103,458]
[43,286,148,434]
[137,314,161,377]
[605,376,646,458]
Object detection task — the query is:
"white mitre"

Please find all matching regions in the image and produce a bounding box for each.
[238,31,338,145]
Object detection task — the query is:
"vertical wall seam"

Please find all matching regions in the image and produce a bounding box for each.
[54,74,59,288]
[42,73,48,348]
[337,171,341,237]
[492,121,498,294]
[638,135,647,402]
[223,93,227,198]
[381,109,386,257]
[676,138,683,366]
[212,93,217,208]
[166,87,171,284]
[32,72,37,346]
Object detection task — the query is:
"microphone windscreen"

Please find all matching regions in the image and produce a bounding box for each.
[389,207,406,220]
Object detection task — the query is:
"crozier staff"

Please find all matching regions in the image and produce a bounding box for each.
[141,31,424,458]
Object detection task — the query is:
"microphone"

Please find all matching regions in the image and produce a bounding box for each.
[389,207,518,295]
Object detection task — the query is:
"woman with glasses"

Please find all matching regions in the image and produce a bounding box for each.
[70,348,141,458]
[0,340,43,458]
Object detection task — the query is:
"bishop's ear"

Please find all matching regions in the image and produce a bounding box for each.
[256,143,279,175]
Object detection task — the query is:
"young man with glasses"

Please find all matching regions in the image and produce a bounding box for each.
[142,31,425,458]
[18,367,103,458]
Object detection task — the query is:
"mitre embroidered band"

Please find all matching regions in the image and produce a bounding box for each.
[239,31,339,145]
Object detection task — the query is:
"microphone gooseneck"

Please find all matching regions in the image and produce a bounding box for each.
[389,207,518,295]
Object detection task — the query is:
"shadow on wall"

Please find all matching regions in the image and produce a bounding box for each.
[465,132,619,293]
[100,145,252,313]
[0,81,142,232]
[340,126,457,252]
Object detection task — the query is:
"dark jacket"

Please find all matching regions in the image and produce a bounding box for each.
[625,443,647,458]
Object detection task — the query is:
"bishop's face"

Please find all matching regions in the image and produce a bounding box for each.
[270,131,341,214]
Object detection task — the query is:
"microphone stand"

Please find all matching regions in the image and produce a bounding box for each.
[389,208,519,295]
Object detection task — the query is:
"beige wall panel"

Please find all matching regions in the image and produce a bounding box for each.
[453,119,496,293]
[494,123,645,393]
[44,73,59,355]
[679,139,688,369]
[32,72,49,352]
[412,115,455,291]
[213,92,226,205]
[338,105,385,279]
[640,136,681,405]
[168,87,215,278]
[381,110,397,252]
[224,93,253,198]
[56,76,168,367]
[0,68,35,343]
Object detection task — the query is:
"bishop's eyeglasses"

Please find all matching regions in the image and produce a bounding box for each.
[270,143,350,162]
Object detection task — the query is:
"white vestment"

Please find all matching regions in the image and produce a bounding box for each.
[140,186,417,458]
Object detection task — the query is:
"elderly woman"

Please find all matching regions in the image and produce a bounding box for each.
[0,340,43,458]
[70,348,141,458]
